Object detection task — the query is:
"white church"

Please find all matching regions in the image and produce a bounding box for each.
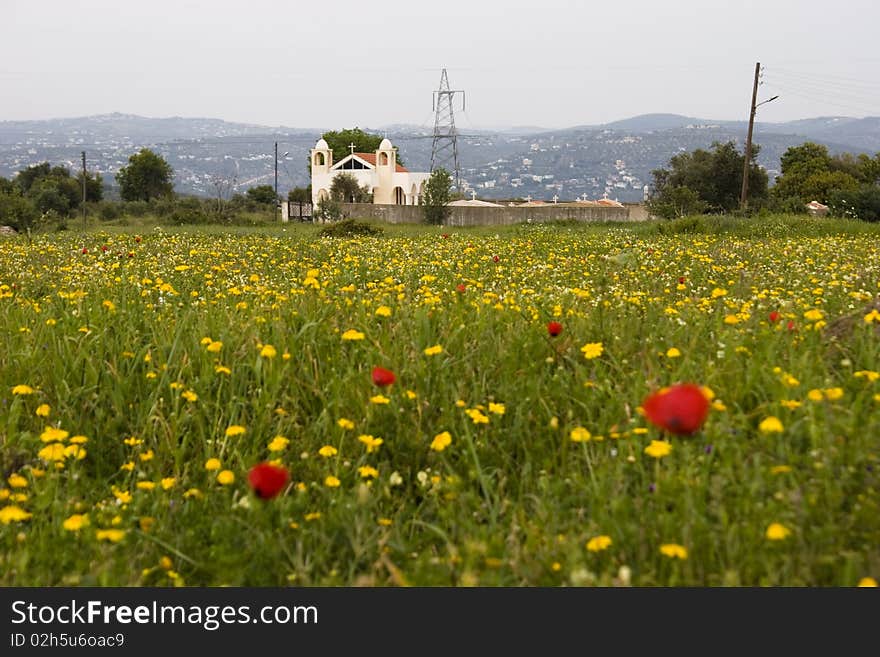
[310,137,431,206]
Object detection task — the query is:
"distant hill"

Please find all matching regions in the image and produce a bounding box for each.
[0,112,877,202]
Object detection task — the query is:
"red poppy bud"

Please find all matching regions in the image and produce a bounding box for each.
[82,248,88,254]
[786,320,796,332]
[248,462,289,500]
[371,366,396,387]
[456,284,466,293]
[547,321,563,337]
[642,383,710,436]
[493,255,500,263]
[769,311,781,323]
[678,277,686,284]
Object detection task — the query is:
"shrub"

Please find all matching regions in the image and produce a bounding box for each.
[318,218,383,238]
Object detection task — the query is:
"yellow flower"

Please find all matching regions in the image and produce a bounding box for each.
[488,402,506,415]
[268,435,289,452]
[723,314,740,325]
[214,365,231,375]
[865,309,880,323]
[766,522,791,541]
[580,342,604,359]
[337,418,355,430]
[160,478,176,490]
[377,517,393,526]
[62,513,89,532]
[183,488,203,499]
[40,427,69,443]
[304,512,321,521]
[123,436,142,446]
[780,399,802,410]
[770,465,792,475]
[465,408,490,424]
[69,435,88,445]
[112,488,132,504]
[206,340,223,353]
[324,475,341,488]
[823,387,843,401]
[659,543,688,559]
[370,394,390,405]
[139,449,154,462]
[200,336,213,346]
[181,390,198,402]
[406,390,418,400]
[586,535,612,552]
[0,505,32,524]
[35,404,51,417]
[570,426,592,443]
[11,384,36,395]
[644,440,672,459]
[358,435,384,453]
[95,529,126,542]
[341,329,365,341]
[7,474,28,489]
[430,431,452,452]
[260,344,277,358]
[665,347,681,358]
[216,470,235,485]
[803,308,824,322]
[710,288,727,298]
[807,389,824,402]
[318,445,338,458]
[136,481,156,491]
[759,416,784,434]
[375,305,392,317]
[37,443,66,462]
[854,370,880,382]
[225,425,246,437]
[204,458,221,471]
[423,344,443,356]
[857,577,878,587]
[358,465,379,479]
[455,400,467,408]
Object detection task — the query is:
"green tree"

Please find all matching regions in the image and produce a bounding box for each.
[12,163,96,215]
[649,141,767,216]
[76,171,104,202]
[647,185,707,219]
[422,168,452,225]
[773,142,861,205]
[116,149,174,202]
[319,127,404,167]
[245,184,278,205]
[330,173,371,203]
[0,190,39,232]
[288,186,311,203]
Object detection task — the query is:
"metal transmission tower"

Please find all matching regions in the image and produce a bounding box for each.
[430,68,465,190]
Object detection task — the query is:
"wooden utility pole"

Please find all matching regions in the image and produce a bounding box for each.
[740,62,761,210]
[81,151,87,228]
[274,141,279,223]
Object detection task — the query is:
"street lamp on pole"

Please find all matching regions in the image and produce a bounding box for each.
[740,62,779,210]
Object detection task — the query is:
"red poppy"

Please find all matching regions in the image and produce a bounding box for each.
[248,462,289,499]
[547,321,563,337]
[786,320,796,332]
[101,245,108,252]
[81,248,88,254]
[135,236,142,243]
[371,366,396,387]
[441,233,449,239]
[678,277,686,284]
[493,255,500,263]
[769,311,781,323]
[456,284,466,293]
[642,383,709,436]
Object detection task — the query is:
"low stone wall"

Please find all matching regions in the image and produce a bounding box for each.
[336,203,634,225]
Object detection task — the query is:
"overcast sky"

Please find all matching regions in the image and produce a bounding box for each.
[3,0,878,130]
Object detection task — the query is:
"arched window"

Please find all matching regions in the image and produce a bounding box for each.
[379,152,389,166]
[394,187,404,205]
[314,152,325,166]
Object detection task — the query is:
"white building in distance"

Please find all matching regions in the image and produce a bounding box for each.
[310,137,431,206]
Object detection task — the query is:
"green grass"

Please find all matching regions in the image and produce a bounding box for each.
[0,214,878,586]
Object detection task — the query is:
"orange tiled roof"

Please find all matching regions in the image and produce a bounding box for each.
[354,153,409,173]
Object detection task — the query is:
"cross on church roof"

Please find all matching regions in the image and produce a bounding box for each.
[349,143,356,154]
[552,194,559,203]
[471,190,477,200]
[525,195,532,203]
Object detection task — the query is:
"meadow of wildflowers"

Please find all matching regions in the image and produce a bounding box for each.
[1,220,878,586]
